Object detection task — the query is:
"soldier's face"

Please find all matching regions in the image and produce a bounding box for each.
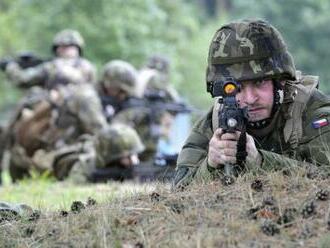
[104,86,128,101]
[56,45,79,58]
[236,79,274,122]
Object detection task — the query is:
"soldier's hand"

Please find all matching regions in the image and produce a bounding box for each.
[208,128,239,168]
[207,128,262,169]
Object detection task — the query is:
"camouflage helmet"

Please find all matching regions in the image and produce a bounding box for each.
[206,19,296,94]
[52,29,85,55]
[146,54,170,74]
[95,123,145,166]
[101,60,138,96]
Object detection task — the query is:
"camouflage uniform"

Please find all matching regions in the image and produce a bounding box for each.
[137,54,180,102]
[98,60,139,120]
[112,106,168,162]
[52,123,145,183]
[173,20,330,189]
[99,60,172,162]
[5,29,96,89]
[8,83,107,181]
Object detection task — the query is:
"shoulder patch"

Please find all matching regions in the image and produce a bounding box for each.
[312,118,329,129]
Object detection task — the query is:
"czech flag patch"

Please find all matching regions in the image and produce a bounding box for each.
[312,118,329,129]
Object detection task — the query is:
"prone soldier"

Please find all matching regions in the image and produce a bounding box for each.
[53,123,176,183]
[173,19,330,189]
[52,123,145,183]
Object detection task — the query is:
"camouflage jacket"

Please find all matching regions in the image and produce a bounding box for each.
[52,134,97,183]
[52,136,133,184]
[8,84,107,180]
[53,137,175,184]
[137,68,180,102]
[112,106,169,162]
[173,86,330,189]
[5,57,96,89]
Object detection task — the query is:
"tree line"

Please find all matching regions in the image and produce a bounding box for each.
[0,0,329,110]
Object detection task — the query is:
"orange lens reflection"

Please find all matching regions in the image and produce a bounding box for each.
[224,83,236,94]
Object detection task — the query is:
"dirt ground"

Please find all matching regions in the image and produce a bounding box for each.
[1,167,330,248]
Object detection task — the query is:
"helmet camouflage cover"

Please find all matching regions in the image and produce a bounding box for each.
[206,19,296,92]
[95,123,145,166]
[52,29,85,54]
[101,60,138,96]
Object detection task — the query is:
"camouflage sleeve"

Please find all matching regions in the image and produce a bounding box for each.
[261,101,330,173]
[66,84,107,133]
[172,111,219,189]
[80,58,97,85]
[53,136,97,183]
[259,130,330,173]
[88,62,97,85]
[5,62,47,87]
[112,107,159,157]
[298,105,330,171]
[67,152,97,184]
[259,149,308,170]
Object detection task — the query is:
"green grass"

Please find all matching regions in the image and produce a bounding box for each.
[0,170,158,210]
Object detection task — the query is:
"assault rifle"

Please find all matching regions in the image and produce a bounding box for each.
[0,51,46,71]
[100,88,193,123]
[88,160,176,183]
[88,166,134,183]
[123,89,192,115]
[208,78,248,177]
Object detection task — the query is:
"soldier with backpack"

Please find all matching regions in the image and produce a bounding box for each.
[173,19,330,189]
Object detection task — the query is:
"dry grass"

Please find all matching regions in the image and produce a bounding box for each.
[1,167,330,248]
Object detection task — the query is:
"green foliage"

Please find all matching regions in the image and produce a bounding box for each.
[0,170,152,210]
[0,0,200,67]
[1,0,330,110]
[0,0,213,108]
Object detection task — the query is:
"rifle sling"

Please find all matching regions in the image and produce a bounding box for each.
[236,129,247,166]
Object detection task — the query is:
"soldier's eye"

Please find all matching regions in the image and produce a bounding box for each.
[256,80,268,87]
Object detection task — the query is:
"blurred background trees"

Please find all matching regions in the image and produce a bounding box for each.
[0,0,330,112]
